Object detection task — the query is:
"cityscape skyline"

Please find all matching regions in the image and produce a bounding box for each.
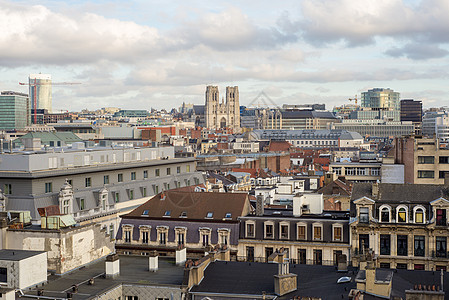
[1,0,449,111]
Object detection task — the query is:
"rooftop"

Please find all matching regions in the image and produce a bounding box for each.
[0,249,45,261]
[20,255,185,300]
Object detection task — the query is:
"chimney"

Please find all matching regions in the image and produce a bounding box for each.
[256,195,264,216]
[372,182,379,198]
[273,255,297,296]
[105,253,120,278]
[176,245,187,266]
[149,250,158,272]
[160,192,166,201]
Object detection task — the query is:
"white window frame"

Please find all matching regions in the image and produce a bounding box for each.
[379,204,391,223]
[264,221,275,239]
[245,221,255,238]
[279,221,290,240]
[312,223,323,241]
[396,205,408,223]
[296,222,307,240]
[413,205,426,224]
[332,224,343,242]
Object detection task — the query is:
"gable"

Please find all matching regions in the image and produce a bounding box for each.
[430,197,449,207]
[353,196,375,205]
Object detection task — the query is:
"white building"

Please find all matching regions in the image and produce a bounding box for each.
[29,74,52,113]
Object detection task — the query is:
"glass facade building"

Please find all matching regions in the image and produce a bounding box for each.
[0,92,30,130]
[29,74,52,113]
[361,88,400,110]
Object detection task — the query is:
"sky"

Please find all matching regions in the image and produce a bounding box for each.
[1,0,449,112]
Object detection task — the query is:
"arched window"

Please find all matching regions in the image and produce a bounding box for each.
[397,207,407,223]
[380,206,390,222]
[414,206,426,224]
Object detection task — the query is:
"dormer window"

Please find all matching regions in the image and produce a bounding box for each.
[380,206,390,222]
[164,211,171,217]
[225,212,232,219]
[180,211,187,218]
[359,207,369,223]
[206,212,213,218]
[142,210,149,216]
[397,207,407,223]
[436,209,446,226]
[415,208,424,223]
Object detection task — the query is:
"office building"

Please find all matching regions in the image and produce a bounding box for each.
[266,110,338,130]
[400,99,422,123]
[361,88,400,110]
[0,91,30,130]
[29,74,52,113]
[332,119,414,138]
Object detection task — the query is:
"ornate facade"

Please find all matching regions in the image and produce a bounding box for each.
[205,86,240,131]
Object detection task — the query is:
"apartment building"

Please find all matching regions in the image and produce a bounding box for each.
[394,135,449,184]
[238,196,350,266]
[0,141,204,235]
[351,182,449,271]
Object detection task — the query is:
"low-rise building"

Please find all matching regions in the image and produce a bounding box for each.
[116,190,251,259]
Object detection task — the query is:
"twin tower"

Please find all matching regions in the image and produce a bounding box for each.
[205,86,240,131]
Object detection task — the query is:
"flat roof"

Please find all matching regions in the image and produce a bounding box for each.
[0,249,45,261]
[19,255,185,299]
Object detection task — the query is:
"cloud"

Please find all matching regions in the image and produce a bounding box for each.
[385,43,449,60]
[296,0,449,47]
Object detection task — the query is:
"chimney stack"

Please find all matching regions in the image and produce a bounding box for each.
[256,195,264,216]
[372,182,379,198]
[149,250,158,272]
[105,253,120,278]
[176,245,187,266]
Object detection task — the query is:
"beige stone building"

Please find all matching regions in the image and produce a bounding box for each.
[205,85,240,131]
[394,135,449,184]
[351,182,449,271]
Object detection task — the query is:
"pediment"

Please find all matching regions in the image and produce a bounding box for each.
[353,196,375,205]
[430,197,449,207]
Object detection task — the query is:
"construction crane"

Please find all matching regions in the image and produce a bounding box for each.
[348,95,358,105]
[19,80,81,124]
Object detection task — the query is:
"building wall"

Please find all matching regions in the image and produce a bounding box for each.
[0,94,30,130]
[0,252,47,289]
[6,223,114,274]
[205,86,240,131]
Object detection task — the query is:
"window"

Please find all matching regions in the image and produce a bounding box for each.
[180,211,187,218]
[436,236,447,258]
[201,232,209,246]
[124,230,131,243]
[206,212,213,218]
[298,249,306,264]
[186,165,190,172]
[359,234,369,252]
[166,168,171,175]
[418,170,434,178]
[414,236,425,257]
[143,170,148,179]
[439,171,449,179]
[333,226,342,241]
[155,169,160,177]
[142,187,147,197]
[104,175,109,185]
[313,225,322,240]
[380,235,390,255]
[439,156,449,164]
[129,190,134,200]
[142,231,149,244]
[164,211,171,217]
[297,225,306,240]
[246,223,255,237]
[397,235,408,256]
[280,224,289,239]
[80,198,85,210]
[154,185,159,194]
[436,209,447,226]
[380,206,390,222]
[118,173,123,182]
[225,212,232,218]
[45,182,52,193]
[265,224,274,239]
[0,267,7,283]
[177,166,181,174]
[85,177,91,187]
[131,172,136,180]
[142,210,149,216]
[159,232,166,245]
[397,207,407,223]
[114,193,120,203]
[418,156,435,164]
[3,184,11,195]
[177,232,185,245]
[415,208,424,223]
[359,207,369,223]
[313,249,322,265]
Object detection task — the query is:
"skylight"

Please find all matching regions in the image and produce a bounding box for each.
[164,211,171,217]
[206,212,213,218]
[180,211,187,218]
[225,212,232,218]
[142,210,149,216]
